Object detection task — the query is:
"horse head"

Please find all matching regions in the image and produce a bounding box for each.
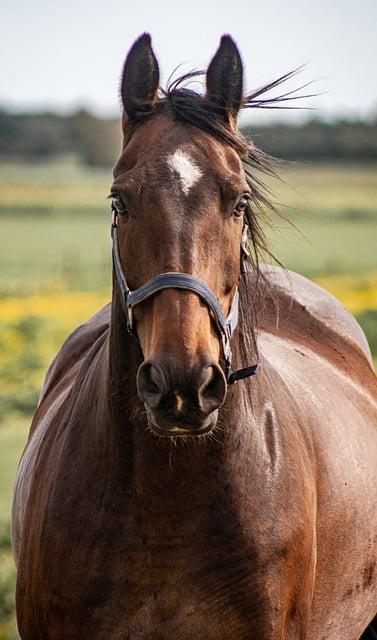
[111,34,258,437]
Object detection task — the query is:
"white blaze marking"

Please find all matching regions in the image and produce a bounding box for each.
[167,149,202,195]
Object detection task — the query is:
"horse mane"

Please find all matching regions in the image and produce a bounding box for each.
[124,69,311,358]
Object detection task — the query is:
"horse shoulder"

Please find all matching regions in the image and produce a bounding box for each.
[257,265,373,367]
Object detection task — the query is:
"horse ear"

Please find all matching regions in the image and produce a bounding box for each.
[206,35,243,124]
[120,33,160,121]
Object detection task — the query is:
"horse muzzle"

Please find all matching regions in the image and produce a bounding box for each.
[137,360,226,437]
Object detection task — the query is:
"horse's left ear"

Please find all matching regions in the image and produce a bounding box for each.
[206,35,243,124]
[120,33,160,122]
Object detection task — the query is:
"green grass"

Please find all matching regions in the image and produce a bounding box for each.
[0,215,111,295]
[265,161,377,276]
[268,214,377,276]
[0,158,112,295]
[272,162,377,217]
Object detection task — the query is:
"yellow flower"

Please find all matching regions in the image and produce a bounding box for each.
[314,273,377,314]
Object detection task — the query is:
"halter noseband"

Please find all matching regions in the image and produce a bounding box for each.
[111,208,259,385]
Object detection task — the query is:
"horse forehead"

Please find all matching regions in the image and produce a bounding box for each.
[166,148,203,195]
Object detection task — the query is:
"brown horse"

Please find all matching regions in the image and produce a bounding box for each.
[12,34,377,639]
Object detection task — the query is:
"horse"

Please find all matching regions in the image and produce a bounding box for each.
[12,34,377,639]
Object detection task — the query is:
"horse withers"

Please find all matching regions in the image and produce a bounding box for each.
[12,34,377,639]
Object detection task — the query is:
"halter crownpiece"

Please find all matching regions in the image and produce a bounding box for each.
[111,207,259,385]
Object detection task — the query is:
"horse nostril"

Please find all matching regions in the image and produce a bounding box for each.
[198,364,227,414]
[138,361,226,418]
[137,362,165,409]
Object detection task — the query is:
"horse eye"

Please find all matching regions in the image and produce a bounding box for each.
[112,194,128,216]
[234,195,250,217]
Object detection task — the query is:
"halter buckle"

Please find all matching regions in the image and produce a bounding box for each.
[127,306,133,332]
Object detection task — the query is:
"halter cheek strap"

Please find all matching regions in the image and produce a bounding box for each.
[111,210,259,385]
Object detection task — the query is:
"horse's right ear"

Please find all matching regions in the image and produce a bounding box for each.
[120,33,160,122]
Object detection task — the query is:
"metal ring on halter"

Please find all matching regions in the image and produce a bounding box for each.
[111,209,259,384]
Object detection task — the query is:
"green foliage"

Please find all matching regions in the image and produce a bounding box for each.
[0,108,120,167]
[242,119,377,161]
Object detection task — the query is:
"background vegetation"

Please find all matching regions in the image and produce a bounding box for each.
[0,113,376,638]
[1,108,377,166]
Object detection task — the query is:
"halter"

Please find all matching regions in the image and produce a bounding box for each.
[111,207,259,385]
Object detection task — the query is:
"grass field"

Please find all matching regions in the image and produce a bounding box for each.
[0,159,376,638]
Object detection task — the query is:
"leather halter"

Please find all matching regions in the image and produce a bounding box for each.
[111,208,259,385]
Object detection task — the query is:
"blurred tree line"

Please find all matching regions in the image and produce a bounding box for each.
[0,109,121,166]
[0,107,377,166]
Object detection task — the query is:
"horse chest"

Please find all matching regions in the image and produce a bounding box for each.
[22,481,295,639]
[49,538,286,640]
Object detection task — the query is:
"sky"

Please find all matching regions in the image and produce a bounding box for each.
[1,0,376,123]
